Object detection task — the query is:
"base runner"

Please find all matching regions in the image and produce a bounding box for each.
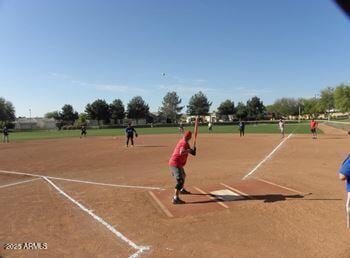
[169,131,196,204]
[310,119,318,139]
[339,155,350,229]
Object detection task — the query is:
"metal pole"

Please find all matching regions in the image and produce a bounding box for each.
[29,109,32,130]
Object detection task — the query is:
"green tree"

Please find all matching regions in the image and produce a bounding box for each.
[60,104,79,125]
[44,111,61,120]
[318,87,334,117]
[246,96,265,120]
[75,113,88,126]
[334,84,350,116]
[0,97,16,124]
[268,98,299,117]
[160,91,184,124]
[235,102,248,120]
[110,99,125,124]
[217,99,235,121]
[85,99,111,125]
[127,96,150,123]
[187,91,212,116]
[302,98,321,118]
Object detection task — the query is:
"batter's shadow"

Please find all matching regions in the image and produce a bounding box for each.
[134,145,168,148]
[182,193,339,204]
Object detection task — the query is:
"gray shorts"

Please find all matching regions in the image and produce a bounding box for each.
[170,166,186,180]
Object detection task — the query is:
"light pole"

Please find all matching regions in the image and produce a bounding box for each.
[29,109,32,130]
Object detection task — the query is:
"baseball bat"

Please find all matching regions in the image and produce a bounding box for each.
[193,116,199,148]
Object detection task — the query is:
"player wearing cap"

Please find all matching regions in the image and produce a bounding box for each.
[169,131,196,204]
[125,122,138,147]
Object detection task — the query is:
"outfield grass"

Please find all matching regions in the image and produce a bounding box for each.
[4,123,320,142]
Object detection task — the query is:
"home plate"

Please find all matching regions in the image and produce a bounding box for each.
[210,189,245,201]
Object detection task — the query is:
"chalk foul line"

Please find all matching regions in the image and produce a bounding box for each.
[42,176,150,258]
[242,133,293,180]
[0,169,164,191]
[0,178,41,189]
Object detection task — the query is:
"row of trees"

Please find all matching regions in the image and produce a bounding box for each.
[44,92,266,126]
[2,83,350,127]
[267,84,350,118]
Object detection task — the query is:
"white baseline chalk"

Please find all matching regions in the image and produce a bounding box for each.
[0,169,164,190]
[0,178,41,189]
[242,133,293,180]
[42,177,150,257]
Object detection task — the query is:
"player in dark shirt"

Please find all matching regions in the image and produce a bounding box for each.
[80,125,87,138]
[238,120,245,137]
[125,122,138,147]
[3,126,9,143]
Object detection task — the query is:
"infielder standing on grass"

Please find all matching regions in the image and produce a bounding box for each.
[125,122,138,147]
[310,118,318,139]
[238,120,245,137]
[278,119,285,138]
[2,126,9,143]
[169,130,196,204]
[339,155,350,229]
[178,122,184,134]
[80,125,87,138]
[208,121,213,133]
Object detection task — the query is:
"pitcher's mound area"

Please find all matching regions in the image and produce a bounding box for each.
[149,178,304,218]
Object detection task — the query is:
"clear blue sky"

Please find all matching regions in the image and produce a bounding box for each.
[0,0,349,117]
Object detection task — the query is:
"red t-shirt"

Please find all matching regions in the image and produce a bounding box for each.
[169,139,190,167]
[310,121,317,129]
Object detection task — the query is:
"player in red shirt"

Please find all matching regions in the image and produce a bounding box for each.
[310,119,318,139]
[169,131,196,204]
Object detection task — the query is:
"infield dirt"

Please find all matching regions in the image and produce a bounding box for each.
[1,128,349,257]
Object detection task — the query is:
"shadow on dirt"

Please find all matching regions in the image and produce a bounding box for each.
[135,145,168,148]
[182,192,342,205]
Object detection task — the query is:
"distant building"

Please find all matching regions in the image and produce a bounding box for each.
[15,118,57,130]
[149,112,167,124]
[185,112,219,123]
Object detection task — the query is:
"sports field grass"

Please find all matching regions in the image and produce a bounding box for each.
[5,122,320,142]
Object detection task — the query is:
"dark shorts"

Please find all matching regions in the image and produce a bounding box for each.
[311,128,316,133]
[170,166,186,180]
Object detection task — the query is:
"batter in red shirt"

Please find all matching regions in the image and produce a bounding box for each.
[310,119,318,139]
[169,131,196,204]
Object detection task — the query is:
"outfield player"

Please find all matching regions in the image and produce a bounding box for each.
[179,122,184,133]
[310,119,318,139]
[339,155,350,229]
[80,125,87,138]
[125,122,138,147]
[169,130,196,204]
[278,119,285,138]
[238,120,245,137]
[208,121,213,133]
[2,126,9,143]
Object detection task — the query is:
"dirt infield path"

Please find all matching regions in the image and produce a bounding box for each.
[0,179,133,257]
[319,123,347,135]
[1,133,350,257]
